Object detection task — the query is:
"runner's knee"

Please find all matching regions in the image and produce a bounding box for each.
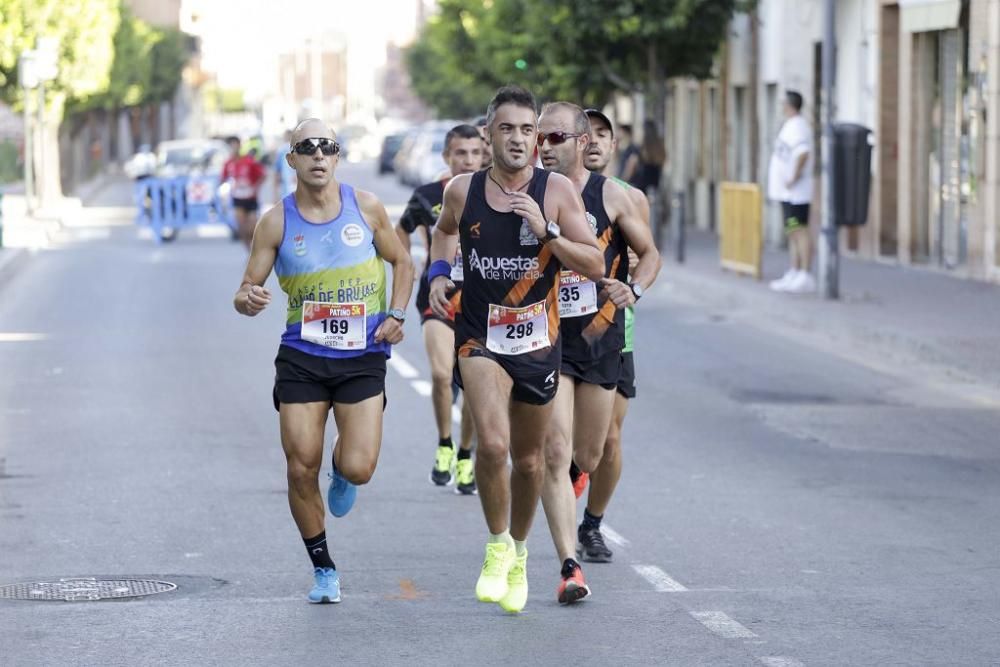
[338,457,376,485]
[575,446,604,474]
[286,457,321,489]
[476,437,508,467]
[511,448,544,478]
[543,432,572,471]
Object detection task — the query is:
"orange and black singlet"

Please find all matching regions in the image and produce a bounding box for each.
[559,172,629,364]
[455,168,562,375]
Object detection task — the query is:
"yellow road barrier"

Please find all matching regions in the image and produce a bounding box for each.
[719,182,762,279]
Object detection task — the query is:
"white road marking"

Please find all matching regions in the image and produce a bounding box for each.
[760,657,804,667]
[691,611,758,639]
[0,333,48,342]
[411,380,432,397]
[601,524,630,548]
[452,404,462,425]
[195,225,232,238]
[388,354,420,379]
[632,564,687,592]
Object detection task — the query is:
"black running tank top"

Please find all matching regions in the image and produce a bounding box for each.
[560,172,629,363]
[456,168,562,372]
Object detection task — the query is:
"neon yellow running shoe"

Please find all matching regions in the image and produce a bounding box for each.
[498,549,528,613]
[430,445,456,486]
[454,458,477,495]
[475,541,514,602]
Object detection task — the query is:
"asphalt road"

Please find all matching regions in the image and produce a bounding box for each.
[1,162,998,666]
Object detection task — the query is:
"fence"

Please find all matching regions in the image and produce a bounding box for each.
[134,174,235,243]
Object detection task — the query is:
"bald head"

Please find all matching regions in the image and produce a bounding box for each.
[290,118,335,146]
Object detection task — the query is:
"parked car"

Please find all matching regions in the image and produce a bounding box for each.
[396,122,455,186]
[378,133,406,174]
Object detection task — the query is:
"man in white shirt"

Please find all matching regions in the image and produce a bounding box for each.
[767,91,815,293]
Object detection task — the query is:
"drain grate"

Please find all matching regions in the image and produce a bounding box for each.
[0,578,177,601]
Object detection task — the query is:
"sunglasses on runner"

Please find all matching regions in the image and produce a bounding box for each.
[537,131,583,146]
[291,137,341,156]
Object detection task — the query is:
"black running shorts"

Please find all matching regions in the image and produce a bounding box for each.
[616,352,636,399]
[454,346,559,406]
[561,348,621,390]
[233,197,259,212]
[273,345,386,410]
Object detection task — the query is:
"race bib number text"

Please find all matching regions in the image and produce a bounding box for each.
[558,271,598,318]
[301,301,367,350]
[486,301,550,356]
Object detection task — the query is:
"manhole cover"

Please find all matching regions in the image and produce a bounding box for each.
[0,578,177,601]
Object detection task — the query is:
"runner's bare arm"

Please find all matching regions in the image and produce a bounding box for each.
[233,203,281,316]
[608,182,661,291]
[358,190,412,345]
[514,173,603,281]
[626,188,649,271]
[428,176,468,318]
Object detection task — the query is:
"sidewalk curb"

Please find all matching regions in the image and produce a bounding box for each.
[0,247,31,292]
[658,258,1000,407]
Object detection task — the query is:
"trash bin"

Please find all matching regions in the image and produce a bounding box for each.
[832,123,873,227]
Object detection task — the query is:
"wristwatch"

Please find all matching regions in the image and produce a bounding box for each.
[388,308,406,322]
[629,283,644,301]
[543,220,561,242]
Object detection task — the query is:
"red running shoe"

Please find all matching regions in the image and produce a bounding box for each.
[557,561,591,605]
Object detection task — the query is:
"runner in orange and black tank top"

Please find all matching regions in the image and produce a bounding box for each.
[558,172,629,388]
[456,168,562,381]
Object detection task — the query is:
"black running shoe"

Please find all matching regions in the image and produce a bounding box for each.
[576,525,613,563]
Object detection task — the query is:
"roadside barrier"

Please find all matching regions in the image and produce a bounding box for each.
[719,182,762,279]
[133,175,235,243]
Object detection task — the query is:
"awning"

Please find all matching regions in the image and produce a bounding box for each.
[899,0,962,33]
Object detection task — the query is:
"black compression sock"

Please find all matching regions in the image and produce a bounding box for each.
[456,447,472,460]
[561,558,581,578]
[304,531,336,570]
[581,509,603,530]
[439,437,454,449]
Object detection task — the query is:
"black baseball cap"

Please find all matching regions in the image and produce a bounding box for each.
[584,108,614,136]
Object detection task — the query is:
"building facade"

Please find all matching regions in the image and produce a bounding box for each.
[654,0,1000,283]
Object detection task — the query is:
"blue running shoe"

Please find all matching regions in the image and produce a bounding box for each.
[308,567,341,603]
[327,465,357,518]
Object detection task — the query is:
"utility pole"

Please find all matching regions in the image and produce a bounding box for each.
[818,0,839,299]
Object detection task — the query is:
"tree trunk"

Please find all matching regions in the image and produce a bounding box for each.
[37,93,65,208]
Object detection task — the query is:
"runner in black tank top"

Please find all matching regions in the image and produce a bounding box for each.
[559,171,630,388]
[425,86,604,614]
[535,102,661,603]
[456,167,563,401]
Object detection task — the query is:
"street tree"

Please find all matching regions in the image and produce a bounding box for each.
[0,0,119,202]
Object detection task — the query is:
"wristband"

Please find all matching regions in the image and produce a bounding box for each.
[427,260,452,283]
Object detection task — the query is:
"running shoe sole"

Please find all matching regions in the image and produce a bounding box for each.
[576,543,613,563]
[308,593,341,604]
[558,580,591,605]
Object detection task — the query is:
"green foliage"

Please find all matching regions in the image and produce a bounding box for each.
[406,0,740,117]
[0,0,119,116]
[0,0,191,117]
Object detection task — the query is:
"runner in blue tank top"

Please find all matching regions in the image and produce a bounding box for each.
[233,118,414,604]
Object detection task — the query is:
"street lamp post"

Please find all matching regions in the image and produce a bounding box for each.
[818,0,839,299]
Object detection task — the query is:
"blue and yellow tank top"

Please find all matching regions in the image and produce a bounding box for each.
[275,185,389,359]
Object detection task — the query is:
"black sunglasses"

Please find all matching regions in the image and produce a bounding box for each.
[291,137,341,156]
[537,131,583,146]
